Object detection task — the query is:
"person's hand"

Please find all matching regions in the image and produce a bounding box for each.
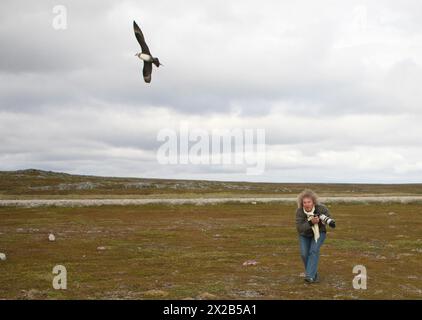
[311,216,320,224]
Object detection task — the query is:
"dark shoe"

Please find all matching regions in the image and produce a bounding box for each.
[304,275,319,284]
[304,277,314,283]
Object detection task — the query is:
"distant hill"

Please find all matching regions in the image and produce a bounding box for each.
[0,168,421,198]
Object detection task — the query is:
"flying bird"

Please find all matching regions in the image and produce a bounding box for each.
[133,20,161,83]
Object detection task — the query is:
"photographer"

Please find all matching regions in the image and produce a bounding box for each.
[295,189,335,283]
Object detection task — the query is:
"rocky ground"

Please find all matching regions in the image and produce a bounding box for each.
[1,196,422,207]
[0,202,421,299]
[0,170,421,299]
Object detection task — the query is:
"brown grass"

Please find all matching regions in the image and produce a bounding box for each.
[0,202,421,299]
[2,169,422,199]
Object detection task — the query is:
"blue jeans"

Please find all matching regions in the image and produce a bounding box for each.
[299,232,326,279]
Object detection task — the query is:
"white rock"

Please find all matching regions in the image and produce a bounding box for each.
[48,234,56,241]
[97,246,106,251]
[0,253,6,261]
[242,260,258,266]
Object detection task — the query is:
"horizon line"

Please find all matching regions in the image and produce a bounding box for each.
[2,168,422,186]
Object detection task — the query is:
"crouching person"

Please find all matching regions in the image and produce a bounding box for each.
[295,189,336,283]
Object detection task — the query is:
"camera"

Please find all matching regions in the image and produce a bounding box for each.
[316,213,336,228]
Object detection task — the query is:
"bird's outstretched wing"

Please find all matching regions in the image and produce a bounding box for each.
[133,21,151,55]
[143,62,152,83]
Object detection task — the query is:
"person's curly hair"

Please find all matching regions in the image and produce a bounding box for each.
[297,189,319,208]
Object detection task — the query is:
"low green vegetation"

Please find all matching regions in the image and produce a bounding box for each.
[1,169,422,199]
[0,202,420,299]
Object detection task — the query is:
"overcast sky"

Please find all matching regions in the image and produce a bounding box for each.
[1,0,422,183]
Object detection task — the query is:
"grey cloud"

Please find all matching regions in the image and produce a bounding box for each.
[1,0,422,182]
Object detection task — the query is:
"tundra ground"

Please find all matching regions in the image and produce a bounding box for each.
[0,202,420,299]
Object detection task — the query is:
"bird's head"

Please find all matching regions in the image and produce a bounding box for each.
[135,52,141,58]
[153,57,163,67]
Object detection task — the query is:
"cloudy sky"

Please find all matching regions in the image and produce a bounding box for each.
[1,0,422,183]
